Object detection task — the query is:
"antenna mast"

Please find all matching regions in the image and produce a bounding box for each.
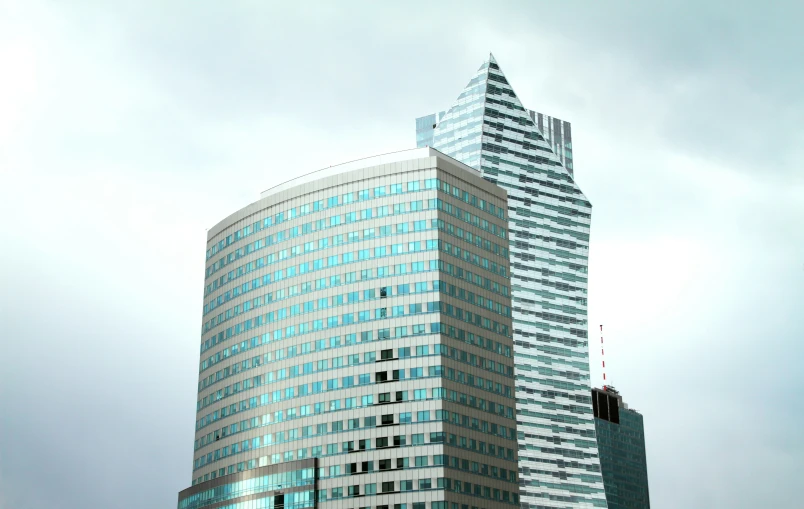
[600,324,606,389]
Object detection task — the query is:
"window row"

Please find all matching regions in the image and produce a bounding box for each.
[434,198,506,242]
[199,329,512,396]
[208,181,436,261]
[437,218,509,263]
[200,316,514,392]
[204,252,509,327]
[196,371,516,433]
[205,227,507,304]
[201,295,512,364]
[206,176,506,261]
[198,352,513,414]
[203,281,511,354]
[196,391,516,440]
[317,475,518,506]
[180,468,313,509]
[317,471,516,502]
[207,218,437,282]
[318,452,516,483]
[198,408,517,460]
[195,413,517,472]
[207,205,443,279]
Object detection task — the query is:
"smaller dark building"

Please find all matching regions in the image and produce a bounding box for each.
[592,387,651,509]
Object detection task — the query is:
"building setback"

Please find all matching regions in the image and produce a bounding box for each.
[178,148,520,509]
[592,388,650,509]
[416,55,607,508]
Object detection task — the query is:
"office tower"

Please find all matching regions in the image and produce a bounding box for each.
[416,55,606,508]
[591,388,650,509]
[416,113,574,177]
[178,148,520,509]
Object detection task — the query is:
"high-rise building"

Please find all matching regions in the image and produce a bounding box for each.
[416,113,574,177]
[416,55,607,508]
[591,388,650,509]
[178,148,520,509]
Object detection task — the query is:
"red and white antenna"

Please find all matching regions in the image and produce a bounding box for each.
[600,324,606,388]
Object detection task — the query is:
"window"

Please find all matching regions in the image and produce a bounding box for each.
[412,433,424,445]
[400,480,412,491]
[376,371,388,382]
[415,456,428,467]
[381,482,394,493]
[418,479,431,490]
[399,412,411,423]
[379,392,390,403]
[379,459,392,470]
[348,485,359,497]
[381,349,393,360]
[394,435,406,446]
[376,437,389,448]
[381,414,394,425]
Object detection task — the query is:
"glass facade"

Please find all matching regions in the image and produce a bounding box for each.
[417,55,606,508]
[592,389,650,509]
[179,148,519,509]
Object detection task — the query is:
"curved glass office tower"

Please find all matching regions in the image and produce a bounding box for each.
[178,148,519,509]
[417,56,607,508]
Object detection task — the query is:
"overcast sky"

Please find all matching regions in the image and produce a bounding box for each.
[1,1,802,508]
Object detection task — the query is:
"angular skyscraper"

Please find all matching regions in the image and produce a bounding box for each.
[416,55,606,508]
[591,388,650,509]
[179,148,520,509]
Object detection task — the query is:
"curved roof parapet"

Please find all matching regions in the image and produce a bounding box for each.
[259,147,481,200]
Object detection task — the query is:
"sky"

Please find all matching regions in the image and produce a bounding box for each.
[0,1,802,508]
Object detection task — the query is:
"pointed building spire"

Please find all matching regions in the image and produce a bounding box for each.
[432,54,581,191]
